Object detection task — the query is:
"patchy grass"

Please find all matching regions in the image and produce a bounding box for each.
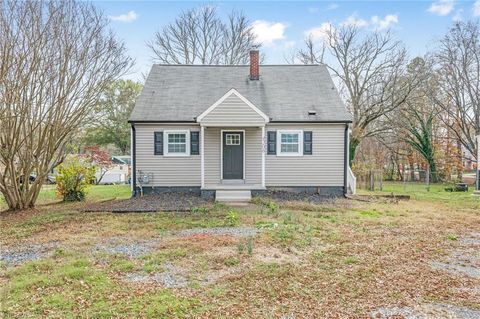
[1,184,480,318]
[357,181,480,208]
[2,254,199,318]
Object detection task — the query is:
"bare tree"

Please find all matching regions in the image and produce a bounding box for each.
[297,35,326,64]
[148,6,259,65]
[284,35,326,64]
[327,26,417,163]
[433,21,480,164]
[0,0,132,210]
[296,25,417,163]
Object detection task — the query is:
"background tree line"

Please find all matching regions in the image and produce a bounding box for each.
[292,21,479,183]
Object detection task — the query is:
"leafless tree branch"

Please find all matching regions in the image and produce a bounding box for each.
[0,0,132,210]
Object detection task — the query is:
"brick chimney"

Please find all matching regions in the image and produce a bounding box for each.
[249,50,259,80]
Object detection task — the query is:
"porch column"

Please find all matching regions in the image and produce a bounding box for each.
[261,125,265,188]
[201,125,205,188]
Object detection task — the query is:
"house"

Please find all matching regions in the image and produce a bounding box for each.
[129,50,354,201]
[96,156,131,185]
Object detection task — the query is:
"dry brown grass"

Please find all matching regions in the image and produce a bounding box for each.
[1,194,479,318]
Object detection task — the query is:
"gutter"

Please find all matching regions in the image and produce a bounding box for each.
[128,120,197,124]
[128,120,353,124]
[270,120,353,124]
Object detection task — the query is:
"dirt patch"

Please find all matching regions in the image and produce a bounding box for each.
[81,192,212,213]
[124,262,188,288]
[178,226,259,238]
[431,232,480,278]
[253,246,302,264]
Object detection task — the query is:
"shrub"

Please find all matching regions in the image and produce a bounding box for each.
[251,197,279,215]
[55,156,96,202]
[224,210,239,226]
[266,201,279,214]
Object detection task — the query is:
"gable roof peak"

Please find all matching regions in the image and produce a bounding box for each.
[196,88,269,124]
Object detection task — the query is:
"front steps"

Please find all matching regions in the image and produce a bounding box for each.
[215,190,251,203]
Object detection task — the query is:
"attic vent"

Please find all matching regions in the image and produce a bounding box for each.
[308,110,317,116]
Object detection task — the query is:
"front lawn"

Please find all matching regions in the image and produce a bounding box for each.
[0,184,132,211]
[357,181,480,208]
[1,183,479,318]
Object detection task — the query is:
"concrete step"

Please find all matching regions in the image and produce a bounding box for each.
[216,190,251,202]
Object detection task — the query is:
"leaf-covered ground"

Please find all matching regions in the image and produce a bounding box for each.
[1,184,479,318]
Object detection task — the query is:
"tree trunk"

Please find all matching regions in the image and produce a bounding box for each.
[2,181,41,211]
[429,159,439,183]
[349,137,361,166]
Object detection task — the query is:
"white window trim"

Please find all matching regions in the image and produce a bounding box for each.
[277,130,303,156]
[163,130,190,157]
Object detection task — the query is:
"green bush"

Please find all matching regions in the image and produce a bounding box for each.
[55,156,96,202]
[266,201,279,214]
[224,210,239,226]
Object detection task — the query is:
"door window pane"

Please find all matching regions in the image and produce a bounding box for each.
[226,134,241,145]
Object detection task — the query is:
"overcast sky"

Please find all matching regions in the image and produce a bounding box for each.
[95,0,480,81]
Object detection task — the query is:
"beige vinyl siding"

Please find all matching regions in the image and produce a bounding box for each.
[204,127,221,186]
[201,94,266,126]
[265,124,345,186]
[135,124,200,186]
[245,128,262,184]
[204,127,262,187]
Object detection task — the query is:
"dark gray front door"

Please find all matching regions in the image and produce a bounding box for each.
[223,131,243,179]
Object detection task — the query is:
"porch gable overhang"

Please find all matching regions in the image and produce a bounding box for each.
[196,88,269,127]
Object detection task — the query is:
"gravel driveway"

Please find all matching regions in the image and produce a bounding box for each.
[431,232,480,278]
[371,304,480,319]
[0,242,60,267]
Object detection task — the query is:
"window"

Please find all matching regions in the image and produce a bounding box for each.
[226,134,241,145]
[277,130,303,156]
[164,130,190,156]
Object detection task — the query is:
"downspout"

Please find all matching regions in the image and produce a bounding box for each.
[344,124,348,197]
[131,124,137,197]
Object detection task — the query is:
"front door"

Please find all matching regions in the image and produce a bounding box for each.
[223,131,244,179]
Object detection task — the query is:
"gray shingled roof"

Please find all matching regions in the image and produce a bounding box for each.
[129,64,352,122]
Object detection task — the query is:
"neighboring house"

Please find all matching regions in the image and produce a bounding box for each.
[129,50,354,201]
[96,156,131,185]
[462,148,476,171]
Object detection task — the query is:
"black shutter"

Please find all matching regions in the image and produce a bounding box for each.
[190,131,199,155]
[303,131,312,155]
[154,132,163,155]
[267,131,276,155]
